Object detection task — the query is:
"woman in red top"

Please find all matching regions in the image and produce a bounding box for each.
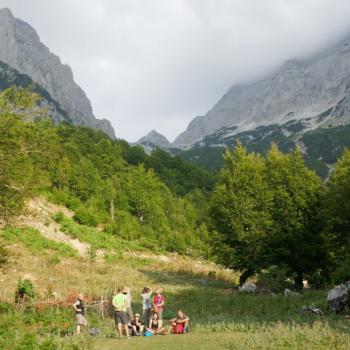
[153,288,165,327]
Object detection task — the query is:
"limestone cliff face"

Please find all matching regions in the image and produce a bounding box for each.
[0,8,115,138]
[173,34,350,149]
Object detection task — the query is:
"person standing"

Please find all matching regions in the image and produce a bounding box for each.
[141,286,152,326]
[153,288,165,327]
[126,287,134,323]
[112,287,129,339]
[73,293,87,335]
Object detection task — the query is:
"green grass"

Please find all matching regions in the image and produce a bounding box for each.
[95,322,350,350]
[0,227,76,257]
[52,213,159,255]
[1,290,350,350]
[2,222,350,349]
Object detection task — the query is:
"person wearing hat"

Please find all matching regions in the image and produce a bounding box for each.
[129,313,144,336]
[112,287,129,339]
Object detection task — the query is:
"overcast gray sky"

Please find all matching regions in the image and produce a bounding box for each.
[1,0,350,142]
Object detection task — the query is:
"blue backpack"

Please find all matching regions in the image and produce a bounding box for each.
[144,331,154,337]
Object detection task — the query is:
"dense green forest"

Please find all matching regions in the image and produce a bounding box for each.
[0,87,213,255]
[1,87,350,288]
[177,122,350,179]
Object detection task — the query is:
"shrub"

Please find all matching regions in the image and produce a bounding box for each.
[73,207,98,227]
[0,241,9,267]
[47,256,61,266]
[51,211,65,223]
[15,278,35,302]
[49,189,80,210]
[257,266,294,293]
[332,255,350,285]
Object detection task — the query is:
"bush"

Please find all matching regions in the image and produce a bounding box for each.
[332,255,350,285]
[49,189,80,210]
[257,266,294,293]
[51,211,64,223]
[0,241,9,267]
[73,207,98,227]
[308,269,329,289]
[15,278,35,302]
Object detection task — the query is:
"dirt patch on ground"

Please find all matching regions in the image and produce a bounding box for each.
[15,197,90,257]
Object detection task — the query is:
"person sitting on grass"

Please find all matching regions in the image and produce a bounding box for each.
[129,313,144,336]
[73,293,88,335]
[169,309,190,334]
[147,312,166,335]
[112,287,130,339]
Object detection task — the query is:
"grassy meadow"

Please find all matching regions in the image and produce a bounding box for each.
[1,221,350,349]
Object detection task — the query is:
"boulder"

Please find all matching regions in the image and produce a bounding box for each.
[240,282,257,293]
[327,281,350,313]
[302,305,323,316]
[284,288,299,297]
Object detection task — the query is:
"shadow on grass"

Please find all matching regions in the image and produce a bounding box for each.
[139,268,235,289]
[136,269,350,335]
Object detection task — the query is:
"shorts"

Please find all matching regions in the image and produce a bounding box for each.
[115,311,128,325]
[76,314,87,325]
[156,308,163,320]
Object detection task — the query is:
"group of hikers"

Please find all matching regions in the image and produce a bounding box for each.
[73,287,190,339]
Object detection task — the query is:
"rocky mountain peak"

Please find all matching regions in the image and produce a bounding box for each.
[172,32,350,149]
[137,130,170,148]
[0,8,115,138]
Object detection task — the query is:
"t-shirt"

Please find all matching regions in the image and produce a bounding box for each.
[113,293,127,312]
[131,320,144,327]
[151,319,159,330]
[153,294,165,310]
[141,292,152,310]
[74,299,85,315]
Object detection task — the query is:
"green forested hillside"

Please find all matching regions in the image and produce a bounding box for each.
[2,88,350,350]
[177,122,350,179]
[0,87,212,255]
[1,87,350,285]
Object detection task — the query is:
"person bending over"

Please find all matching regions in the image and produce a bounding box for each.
[169,309,190,334]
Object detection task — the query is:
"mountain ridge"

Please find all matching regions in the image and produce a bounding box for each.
[172,32,350,149]
[136,129,170,153]
[0,8,115,138]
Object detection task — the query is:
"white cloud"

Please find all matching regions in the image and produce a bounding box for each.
[1,0,350,141]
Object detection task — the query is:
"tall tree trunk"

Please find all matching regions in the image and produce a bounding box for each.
[239,268,254,286]
[110,199,115,221]
[294,271,304,290]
